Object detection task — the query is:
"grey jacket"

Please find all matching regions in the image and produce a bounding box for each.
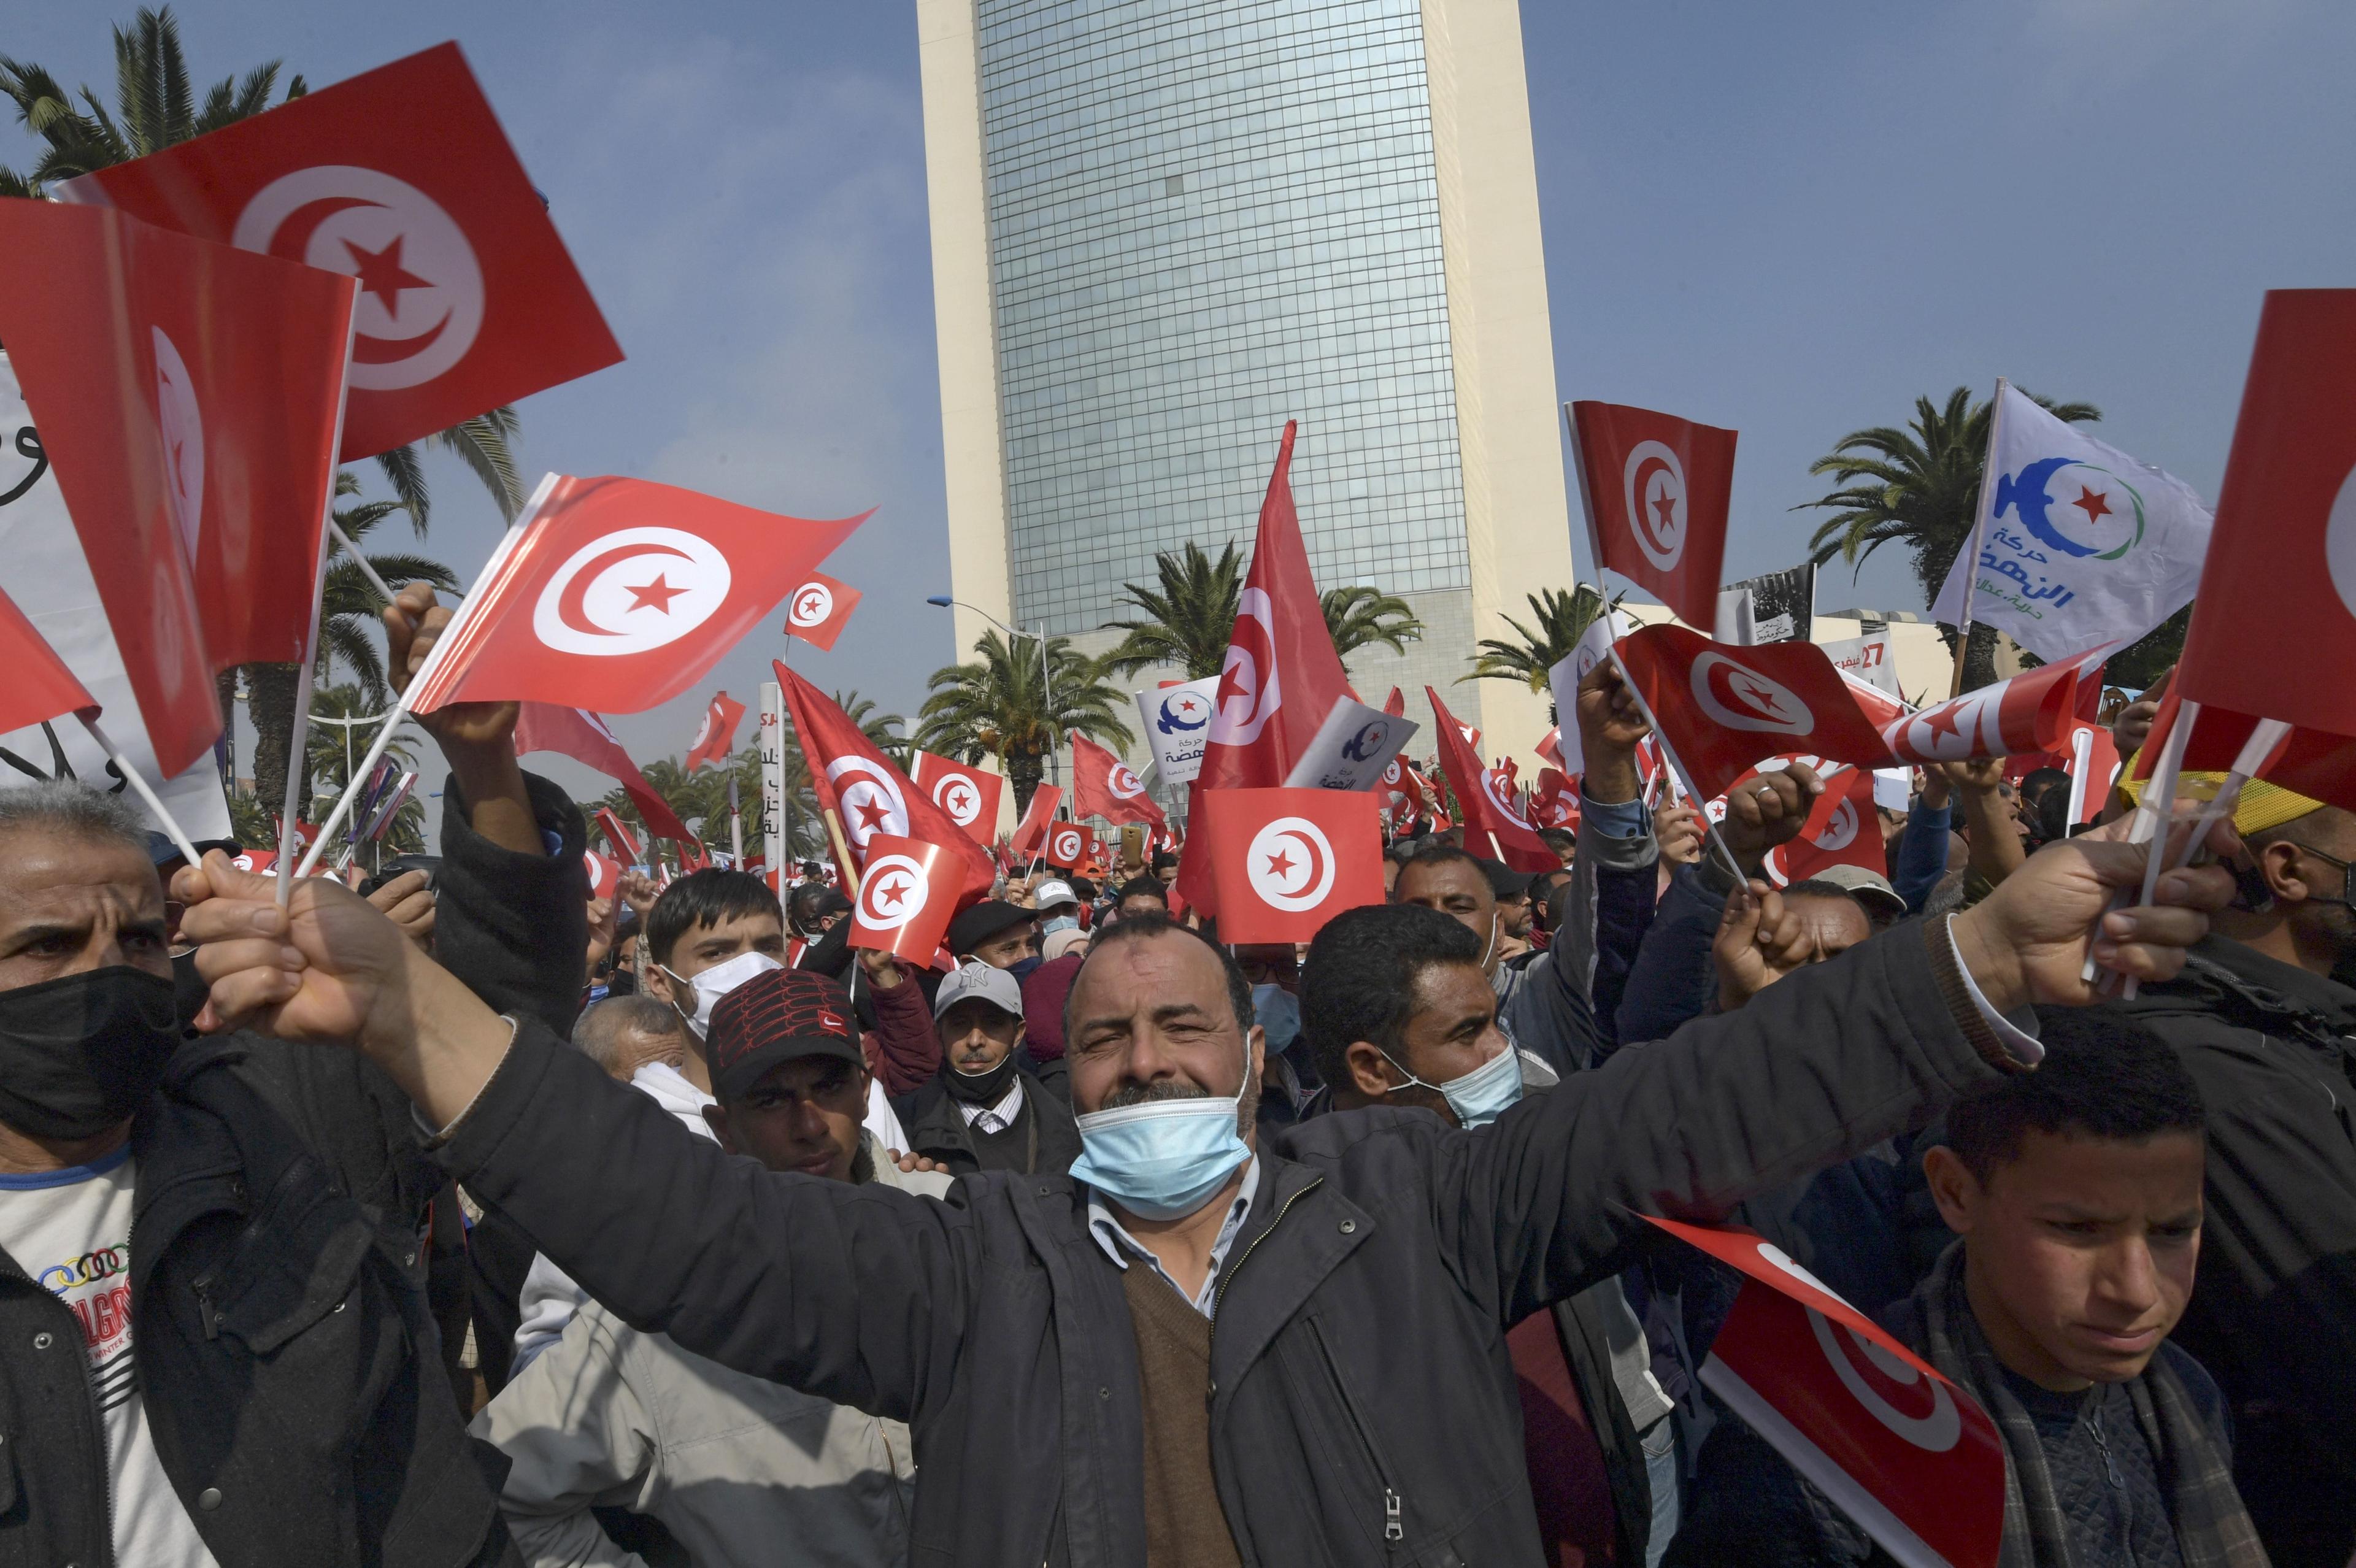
[474,1135,950,1567]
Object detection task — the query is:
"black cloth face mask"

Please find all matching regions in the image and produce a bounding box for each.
[0,966,181,1140]
[940,1045,1023,1106]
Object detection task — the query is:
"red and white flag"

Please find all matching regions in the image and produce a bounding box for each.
[2175,290,2356,736]
[583,850,621,902]
[1743,761,1884,885]
[1428,688,1566,873]
[783,571,861,651]
[2127,691,2356,818]
[1614,625,1895,801]
[845,833,964,963]
[513,702,691,843]
[684,690,746,772]
[1045,821,1090,870]
[1009,784,1064,859]
[1569,401,1737,629]
[0,586,99,737]
[592,806,644,864]
[1644,1216,2003,1568]
[1532,767,1580,832]
[1198,788,1385,945]
[1070,732,1168,828]
[909,750,1005,845]
[409,475,864,715]
[1881,651,2107,766]
[64,42,621,462]
[773,661,992,896]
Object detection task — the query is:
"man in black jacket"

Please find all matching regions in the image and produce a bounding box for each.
[2106,781,2356,1566]
[179,808,2234,1567]
[0,780,520,1568]
[891,960,1082,1176]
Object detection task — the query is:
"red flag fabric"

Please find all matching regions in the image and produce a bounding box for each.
[1198,788,1385,945]
[1009,785,1064,859]
[64,42,621,463]
[1197,421,1354,790]
[2174,291,2356,736]
[512,702,691,843]
[845,834,964,962]
[1880,651,2107,766]
[1644,1216,2004,1568]
[0,586,99,735]
[1382,687,1406,718]
[1749,762,1884,885]
[1569,401,1737,628]
[684,690,746,772]
[1536,727,1564,770]
[409,476,864,715]
[1532,767,1581,832]
[592,806,644,864]
[783,571,861,651]
[583,850,620,902]
[772,662,991,896]
[2125,695,2356,818]
[1046,821,1090,870]
[1614,625,1895,801]
[1426,687,1556,872]
[909,750,1006,845]
[1069,732,1168,828]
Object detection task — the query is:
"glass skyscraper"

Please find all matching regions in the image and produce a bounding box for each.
[920,0,1573,785]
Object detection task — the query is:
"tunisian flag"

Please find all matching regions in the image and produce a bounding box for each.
[2175,290,2356,736]
[512,702,692,843]
[774,661,992,897]
[1198,788,1385,945]
[592,806,644,863]
[784,571,861,651]
[63,42,622,463]
[845,834,964,963]
[1009,783,1064,859]
[1614,625,1895,801]
[1426,688,1555,872]
[1569,401,1737,629]
[909,750,1005,845]
[1644,1216,2003,1568]
[1731,761,1885,886]
[407,475,864,715]
[0,588,101,735]
[1879,649,2108,766]
[685,690,746,772]
[1070,732,1168,828]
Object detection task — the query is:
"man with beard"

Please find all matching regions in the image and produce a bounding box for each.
[0,782,516,1567]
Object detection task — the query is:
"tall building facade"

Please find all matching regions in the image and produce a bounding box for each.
[918,0,1572,779]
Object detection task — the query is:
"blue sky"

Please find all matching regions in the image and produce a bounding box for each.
[9,0,2349,827]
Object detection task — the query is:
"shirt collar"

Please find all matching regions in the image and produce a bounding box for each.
[1086,1153,1260,1317]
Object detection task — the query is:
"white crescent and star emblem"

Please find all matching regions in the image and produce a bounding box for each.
[856,851,931,931]
[231,164,485,390]
[790,580,835,629]
[1622,440,1688,571]
[531,526,733,657]
[1814,796,1859,851]
[1109,762,1144,798]
[1691,653,1814,736]
[1481,769,1533,830]
[1050,825,1085,864]
[149,326,204,561]
[1211,587,1282,745]
[1246,816,1337,912]
[932,772,982,826]
[827,757,909,849]
[2325,461,2356,620]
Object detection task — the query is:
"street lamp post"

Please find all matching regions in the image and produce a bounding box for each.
[926,594,1060,787]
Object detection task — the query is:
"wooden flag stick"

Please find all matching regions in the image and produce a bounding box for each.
[823,807,861,896]
[76,714,201,868]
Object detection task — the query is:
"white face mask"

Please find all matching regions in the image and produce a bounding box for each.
[659,950,781,1039]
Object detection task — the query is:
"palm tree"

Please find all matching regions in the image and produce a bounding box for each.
[1320,585,1423,670]
[917,633,1133,816]
[3,8,523,807]
[1465,586,1616,699]
[1101,542,1242,680]
[1801,386,2099,688]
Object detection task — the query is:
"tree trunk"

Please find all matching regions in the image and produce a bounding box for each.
[1937,623,2006,694]
[245,661,310,826]
[1007,749,1045,820]
[213,668,239,789]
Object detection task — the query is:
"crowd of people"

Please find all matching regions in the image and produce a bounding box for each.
[1,593,2350,1568]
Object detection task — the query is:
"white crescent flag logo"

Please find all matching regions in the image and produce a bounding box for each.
[690,710,714,750]
[856,851,930,932]
[1211,586,1282,745]
[1109,761,1145,799]
[531,526,733,656]
[789,580,834,629]
[1752,1239,1962,1451]
[231,164,485,391]
[1622,439,1688,571]
[932,772,982,826]
[1691,653,1814,736]
[1814,796,1859,851]
[150,326,204,561]
[1247,816,1337,912]
[827,757,909,850]
[1049,825,1086,865]
[1480,769,1533,831]
[580,850,616,899]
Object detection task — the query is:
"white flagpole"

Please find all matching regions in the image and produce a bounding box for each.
[1598,602,1747,886]
[326,517,402,604]
[293,481,550,878]
[75,714,201,867]
[728,774,745,864]
[273,319,360,906]
[1949,377,2009,700]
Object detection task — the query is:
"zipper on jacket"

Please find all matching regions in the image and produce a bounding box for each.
[1305,1313,1406,1544]
[1209,1175,1322,1323]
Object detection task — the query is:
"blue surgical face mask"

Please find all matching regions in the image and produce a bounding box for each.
[1381,1041,1524,1130]
[1252,983,1301,1050]
[1069,1088,1252,1221]
[1041,913,1080,936]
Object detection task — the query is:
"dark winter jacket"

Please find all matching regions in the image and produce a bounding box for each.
[891,1064,1083,1177]
[0,1038,518,1568]
[2106,936,2356,1566]
[434,916,2018,1567]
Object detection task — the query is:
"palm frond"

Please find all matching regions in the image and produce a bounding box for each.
[370,448,431,534]
[429,407,525,520]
